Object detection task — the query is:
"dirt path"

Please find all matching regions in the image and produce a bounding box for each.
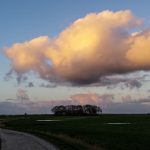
[0,129,59,150]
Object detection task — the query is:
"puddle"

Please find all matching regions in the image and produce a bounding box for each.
[36,120,61,122]
[105,123,131,125]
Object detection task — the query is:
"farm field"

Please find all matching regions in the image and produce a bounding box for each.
[1,114,150,150]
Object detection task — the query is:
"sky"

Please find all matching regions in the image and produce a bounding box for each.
[1,0,150,114]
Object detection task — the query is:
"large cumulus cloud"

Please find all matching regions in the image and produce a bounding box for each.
[5,10,150,84]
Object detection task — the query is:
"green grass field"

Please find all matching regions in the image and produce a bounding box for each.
[1,114,150,150]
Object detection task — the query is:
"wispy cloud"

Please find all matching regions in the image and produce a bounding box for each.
[27,82,34,87]
[1,92,150,114]
[39,83,56,88]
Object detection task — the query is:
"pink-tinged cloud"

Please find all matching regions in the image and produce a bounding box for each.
[70,93,114,108]
[5,10,150,84]
[2,92,150,114]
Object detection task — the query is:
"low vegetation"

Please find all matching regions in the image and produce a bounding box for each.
[1,114,150,150]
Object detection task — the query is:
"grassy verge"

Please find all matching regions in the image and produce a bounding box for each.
[27,130,101,150]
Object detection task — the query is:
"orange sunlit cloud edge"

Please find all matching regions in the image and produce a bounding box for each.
[5,10,150,85]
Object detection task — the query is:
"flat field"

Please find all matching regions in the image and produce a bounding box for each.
[1,114,150,150]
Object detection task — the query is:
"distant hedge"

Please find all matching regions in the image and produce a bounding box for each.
[51,105,102,115]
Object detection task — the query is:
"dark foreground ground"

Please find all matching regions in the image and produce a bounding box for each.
[1,114,150,150]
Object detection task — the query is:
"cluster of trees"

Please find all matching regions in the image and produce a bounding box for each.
[51,105,102,115]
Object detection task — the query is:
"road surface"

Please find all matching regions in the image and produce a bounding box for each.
[0,129,58,150]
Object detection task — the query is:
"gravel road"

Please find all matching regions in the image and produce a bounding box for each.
[0,129,59,150]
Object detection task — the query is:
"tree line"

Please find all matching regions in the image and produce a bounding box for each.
[51,105,102,115]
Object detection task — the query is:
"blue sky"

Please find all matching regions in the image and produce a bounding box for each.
[0,1,150,114]
[0,0,149,47]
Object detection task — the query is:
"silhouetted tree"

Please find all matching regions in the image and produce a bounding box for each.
[51,105,66,115]
[51,104,102,115]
